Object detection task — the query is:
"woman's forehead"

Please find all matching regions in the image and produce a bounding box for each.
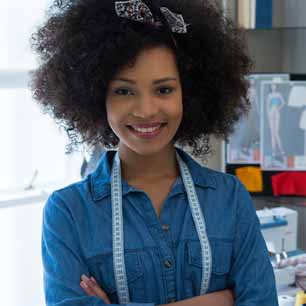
[114,47,179,79]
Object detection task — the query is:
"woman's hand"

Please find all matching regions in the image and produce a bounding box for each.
[80,274,111,304]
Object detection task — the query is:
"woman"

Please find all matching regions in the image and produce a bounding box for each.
[30,0,278,305]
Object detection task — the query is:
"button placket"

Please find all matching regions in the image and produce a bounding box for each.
[141,191,177,303]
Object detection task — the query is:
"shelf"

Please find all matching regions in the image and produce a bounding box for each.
[246,27,306,32]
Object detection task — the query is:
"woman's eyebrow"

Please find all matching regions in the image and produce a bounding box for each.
[112,77,177,84]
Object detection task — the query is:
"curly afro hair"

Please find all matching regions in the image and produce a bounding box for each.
[30,0,252,156]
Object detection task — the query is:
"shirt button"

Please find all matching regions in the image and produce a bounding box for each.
[162,224,170,231]
[164,260,172,268]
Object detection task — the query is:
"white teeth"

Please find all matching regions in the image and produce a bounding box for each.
[132,125,161,133]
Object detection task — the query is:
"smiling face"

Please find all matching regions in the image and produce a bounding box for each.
[106,46,183,157]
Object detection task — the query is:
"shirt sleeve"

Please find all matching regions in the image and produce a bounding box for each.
[228,181,279,306]
[42,192,155,306]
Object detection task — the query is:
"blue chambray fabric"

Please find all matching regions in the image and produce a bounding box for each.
[42,147,278,306]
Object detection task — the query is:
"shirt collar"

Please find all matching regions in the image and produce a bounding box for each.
[90,147,217,202]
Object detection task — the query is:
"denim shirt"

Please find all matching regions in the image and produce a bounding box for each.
[42,148,278,306]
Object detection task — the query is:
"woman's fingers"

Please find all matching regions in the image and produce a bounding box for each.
[80,280,96,296]
[90,276,98,285]
[90,280,111,304]
[80,275,111,304]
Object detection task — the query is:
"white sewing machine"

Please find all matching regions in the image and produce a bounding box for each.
[257,207,298,253]
[256,207,298,290]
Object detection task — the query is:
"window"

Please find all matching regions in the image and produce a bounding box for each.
[0,3,85,305]
[0,0,84,196]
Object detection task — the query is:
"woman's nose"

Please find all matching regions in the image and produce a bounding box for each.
[132,95,159,119]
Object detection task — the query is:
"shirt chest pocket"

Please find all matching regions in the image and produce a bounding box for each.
[185,239,233,295]
[89,251,146,303]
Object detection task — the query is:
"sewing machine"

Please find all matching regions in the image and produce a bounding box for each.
[257,207,298,253]
[256,207,299,290]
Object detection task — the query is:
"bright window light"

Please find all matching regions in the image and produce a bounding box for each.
[0,0,52,70]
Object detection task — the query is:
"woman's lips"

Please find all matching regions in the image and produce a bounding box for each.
[129,122,163,128]
[127,123,166,139]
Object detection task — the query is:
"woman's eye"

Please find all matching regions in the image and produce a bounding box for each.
[158,87,173,95]
[114,88,133,96]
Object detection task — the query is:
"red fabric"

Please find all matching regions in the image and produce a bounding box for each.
[271,172,306,196]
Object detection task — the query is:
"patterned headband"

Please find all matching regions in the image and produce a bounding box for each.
[114,0,189,34]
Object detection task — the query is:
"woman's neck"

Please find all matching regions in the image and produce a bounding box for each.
[118,144,180,182]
